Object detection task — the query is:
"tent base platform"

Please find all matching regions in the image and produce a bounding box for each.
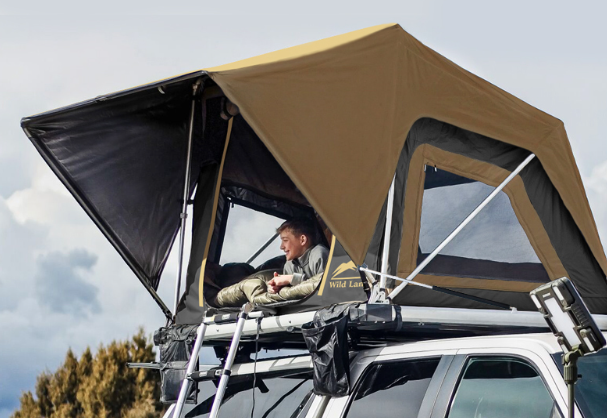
[162,304,607,350]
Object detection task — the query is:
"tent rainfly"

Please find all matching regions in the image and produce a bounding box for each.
[21,23,607,324]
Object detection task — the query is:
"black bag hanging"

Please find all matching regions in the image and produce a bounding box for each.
[302,304,352,396]
[154,325,199,404]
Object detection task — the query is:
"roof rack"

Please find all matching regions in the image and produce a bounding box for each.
[198,303,607,348]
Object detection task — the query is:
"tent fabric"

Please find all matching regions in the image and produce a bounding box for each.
[197,118,234,308]
[399,144,566,285]
[21,75,207,318]
[387,118,607,308]
[21,78,203,291]
[175,163,222,324]
[203,23,607,279]
[222,116,310,208]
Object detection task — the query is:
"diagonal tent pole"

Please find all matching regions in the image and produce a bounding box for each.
[246,233,279,265]
[173,79,203,316]
[389,153,536,301]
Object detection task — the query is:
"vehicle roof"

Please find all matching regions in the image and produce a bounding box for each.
[358,332,565,359]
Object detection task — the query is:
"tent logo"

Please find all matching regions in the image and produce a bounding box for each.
[329,261,363,288]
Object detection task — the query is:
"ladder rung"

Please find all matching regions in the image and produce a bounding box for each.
[190,368,223,382]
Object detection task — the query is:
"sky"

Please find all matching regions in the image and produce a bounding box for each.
[1,1,607,416]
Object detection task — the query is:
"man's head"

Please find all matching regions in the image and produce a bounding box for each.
[277,218,317,261]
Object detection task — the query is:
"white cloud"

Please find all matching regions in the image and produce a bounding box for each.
[34,248,101,315]
[7,188,77,225]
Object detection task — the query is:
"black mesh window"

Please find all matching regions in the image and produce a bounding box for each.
[448,357,562,418]
[344,358,440,418]
[418,167,549,283]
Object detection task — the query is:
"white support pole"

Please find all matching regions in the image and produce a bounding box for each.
[173,80,202,316]
[380,176,396,290]
[389,153,536,301]
[371,175,396,303]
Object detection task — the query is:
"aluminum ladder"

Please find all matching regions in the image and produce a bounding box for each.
[171,303,264,418]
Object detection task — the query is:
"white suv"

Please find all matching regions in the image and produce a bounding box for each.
[169,309,606,418]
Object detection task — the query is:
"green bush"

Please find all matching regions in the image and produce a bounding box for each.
[12,328,164,418]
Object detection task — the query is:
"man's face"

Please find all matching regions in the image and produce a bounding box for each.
[280,229,308,261]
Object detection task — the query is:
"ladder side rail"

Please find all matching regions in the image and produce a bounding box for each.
[209,303,254,418]
[172,322,208,418]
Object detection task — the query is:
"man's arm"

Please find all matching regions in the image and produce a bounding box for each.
[267,260,294,289]
[268,272,292,293]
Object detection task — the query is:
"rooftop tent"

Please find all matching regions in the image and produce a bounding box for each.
[21,23,607,321]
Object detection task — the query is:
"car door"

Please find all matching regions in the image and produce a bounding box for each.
[430,352,566,418]
[321,353,454,418]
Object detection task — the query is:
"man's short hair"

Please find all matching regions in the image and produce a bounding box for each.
[277,218,318,245]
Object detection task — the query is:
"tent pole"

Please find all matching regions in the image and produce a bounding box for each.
[172,79,203,317]
[371,175,395,303]
[389,153,536,301]
[246,233,279,264]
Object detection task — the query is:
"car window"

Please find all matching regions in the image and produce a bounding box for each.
[448,356,562,418]
[186,372,313,418]
[344,357,441,418]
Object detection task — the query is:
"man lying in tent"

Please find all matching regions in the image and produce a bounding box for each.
[208,218,330,307]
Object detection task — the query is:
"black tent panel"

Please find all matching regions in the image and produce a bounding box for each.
[21,74,206,292]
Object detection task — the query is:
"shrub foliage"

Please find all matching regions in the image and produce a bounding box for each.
[12,328,164,418]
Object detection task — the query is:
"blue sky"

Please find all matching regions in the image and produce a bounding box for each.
[1,2,607,416]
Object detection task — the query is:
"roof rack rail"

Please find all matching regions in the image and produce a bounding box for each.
[193,304,607,349]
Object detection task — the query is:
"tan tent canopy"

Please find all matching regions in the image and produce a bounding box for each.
[205,23,606,276]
